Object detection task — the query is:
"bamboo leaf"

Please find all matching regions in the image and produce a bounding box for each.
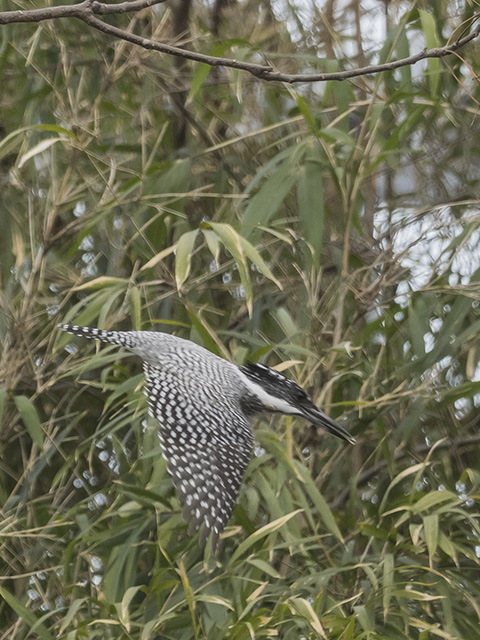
[202,228,220,262]
[237,235,283,289]
[419,10,440,97]
[229,509,303,564]
[379,463,428,514]
[58,597,89,635]
[140,243,177,271]
[194,594,234,610]
[382,553,394,619]
[188,63,211,102]
[412,490,457,514]
[0,387,6,430]
[177,560,198,635]
[175,229,199,291]
[423,514,439,563]
[129,285,142,330]
[246,558,281,579]
[17,137,64,168]
[288,597,328,639]
[293,460,343,541]
[297,159,324,266]
[204,222,253,315]
[72,276,129,291]
[242,157,297,232]
[14,395,43,448]
[121,586,143,626]
[0,586,54,640]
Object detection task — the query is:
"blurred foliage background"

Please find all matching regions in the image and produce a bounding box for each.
[1,0,480,638]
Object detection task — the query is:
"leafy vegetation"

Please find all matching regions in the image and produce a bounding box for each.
[1,1,480,638]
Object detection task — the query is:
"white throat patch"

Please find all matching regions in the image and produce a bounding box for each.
[239,371,300,415]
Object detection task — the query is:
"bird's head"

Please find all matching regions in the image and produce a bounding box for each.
[240,361,355,444]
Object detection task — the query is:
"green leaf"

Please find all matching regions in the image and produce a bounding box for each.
[58,597,89,635]
[14,395,44,448]
[411,490,457,514]
[202,228,220,262]
[318,127,355,146]
[175,228,199,291]
[396,29,412,94]
[204,222,252,315]
[207,221,283,289]
[296,94,317,132]
[243,157,297,232]
[0,387,6,430]
[419,10,440,96]
[294,461,343,541]
[0,586,55,640]
[379,462,428,514]
[288,597,328,639]
[229,509,303,564]
[382,553,394,618]
[237,235,282,289]
[246,558,281,579]
[129,285,142,331]
[297,159,324,266]
[354,604,374,633]
[121,586,144,625]
[423,514,439,562]
[188,62,211,102]
[34,124,76,137]
[177,560,198,635]
[408,297,427,357]
[437,531,458,564]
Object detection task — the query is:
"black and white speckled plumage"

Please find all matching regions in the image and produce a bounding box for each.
[60,324,354,550]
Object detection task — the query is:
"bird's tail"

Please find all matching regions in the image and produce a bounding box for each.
[58,324,136,349]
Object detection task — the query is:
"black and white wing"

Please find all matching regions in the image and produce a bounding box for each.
[143,362,253,550]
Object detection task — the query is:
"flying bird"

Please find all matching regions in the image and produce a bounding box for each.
[60,324,355,550]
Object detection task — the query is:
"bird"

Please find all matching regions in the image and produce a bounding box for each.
[59,324,355,550]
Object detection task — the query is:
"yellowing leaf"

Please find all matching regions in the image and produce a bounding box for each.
[175,229,199,291]
[18,137,63,168]
[72,276,128,291]
[288,597,328,639]
[140,244,177,271]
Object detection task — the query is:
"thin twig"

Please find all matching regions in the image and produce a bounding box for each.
[0,2,479,84]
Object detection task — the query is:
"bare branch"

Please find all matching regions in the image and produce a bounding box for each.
[0,1,479,84]
[0,0,167,24]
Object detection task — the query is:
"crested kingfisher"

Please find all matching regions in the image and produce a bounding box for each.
[60,324,355,549]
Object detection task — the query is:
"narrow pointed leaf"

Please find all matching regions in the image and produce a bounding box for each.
[175,229,199,291]
[229,509,303,564]
[14,395,43,448]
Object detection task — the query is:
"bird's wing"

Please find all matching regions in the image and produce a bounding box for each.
[143,362,253,551]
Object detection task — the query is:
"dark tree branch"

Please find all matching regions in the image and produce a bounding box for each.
[0,0,167,23]
[0,2,479,84]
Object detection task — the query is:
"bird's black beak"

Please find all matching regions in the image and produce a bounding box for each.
[298,403,356,444]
